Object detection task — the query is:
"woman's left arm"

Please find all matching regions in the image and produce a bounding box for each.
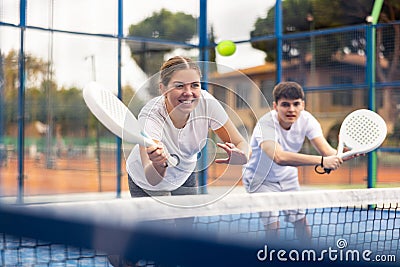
[213,119,251,165]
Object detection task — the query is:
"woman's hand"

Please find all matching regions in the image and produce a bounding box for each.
[146,141,168,168]
[215,142,248,165]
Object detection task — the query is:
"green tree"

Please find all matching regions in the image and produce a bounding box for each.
[315,0,400,129]
[208,25,217,70]
[251,0,400,131]
[250,0,313,62]
[127,8,197,93]
[2,50,50,126]
[122,84,144,117]
[25,87,46,123]
[250,0,399,63]
[375,0,400,123]
[55,86,89,136]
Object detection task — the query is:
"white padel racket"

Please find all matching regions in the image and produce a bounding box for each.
[83,81,179,167]
[316,109,387,174]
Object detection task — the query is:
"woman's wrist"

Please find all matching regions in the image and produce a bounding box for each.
[153,161,168,168]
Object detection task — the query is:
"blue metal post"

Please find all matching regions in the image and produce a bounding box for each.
[198,0,208,194]
[116,0,123,198]
[366,23,377,189]
[0,53,4,146]
[275,0,283,83]
[0,51,4,194]
[17,0,27,204]
[366,0,383,189]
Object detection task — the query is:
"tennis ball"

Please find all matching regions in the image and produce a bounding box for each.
[216,40,236,56]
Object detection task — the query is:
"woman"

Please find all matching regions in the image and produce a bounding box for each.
[109,56,250,267]
[126,56,250,198]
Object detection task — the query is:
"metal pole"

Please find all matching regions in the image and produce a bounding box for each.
[0,49,4,197]
[198,0,208,194]
[45,0,55,170]
[307,14,315,84]
[0,54,4,146]
[366,0,383,189]
[0,1,4,148]
[366,24,376,189]
[17,0,27,204]
[116,0,123,198]
[307,13,316,113]
[275,0,282,83]
[0,2,4,196]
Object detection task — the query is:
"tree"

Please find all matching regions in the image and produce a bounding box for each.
[208,25,217,69]
[2,50,50,126]
[375,0,400,130]
[122,84,145,117]
[55,86,89,136]
[250,0,399,63]
[250,0,313,62]
[250,0,400,131]
[315,0,400,130]
[127,8,197,94]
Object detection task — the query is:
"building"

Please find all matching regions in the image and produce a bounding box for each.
[208,53,392,143]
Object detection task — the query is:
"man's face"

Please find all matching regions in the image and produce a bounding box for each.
[273,98,305,130]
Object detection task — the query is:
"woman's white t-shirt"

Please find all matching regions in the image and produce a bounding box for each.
[126,90,228,191]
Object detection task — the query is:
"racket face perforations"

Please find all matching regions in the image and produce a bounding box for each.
[83,81,133,139]
[98,89,127,128]
[344,114,380,146]
[340,109,387,154]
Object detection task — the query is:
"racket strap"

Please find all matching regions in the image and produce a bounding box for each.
[314,156,331,174]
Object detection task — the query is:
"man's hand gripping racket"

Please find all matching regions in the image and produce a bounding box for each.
[315,109,387,174]
[83,82,179,167]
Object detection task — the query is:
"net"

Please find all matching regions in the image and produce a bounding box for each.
[1,187,399,266]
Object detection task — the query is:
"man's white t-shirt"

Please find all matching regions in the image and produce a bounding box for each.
[242,110,323,192]
[126,90,228,191]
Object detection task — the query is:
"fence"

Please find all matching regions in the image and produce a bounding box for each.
[0,0,399,202]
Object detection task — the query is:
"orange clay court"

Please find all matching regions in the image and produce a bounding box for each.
[1,156,399,197]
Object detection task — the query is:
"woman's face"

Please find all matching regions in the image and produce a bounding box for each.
[161,69,202,116]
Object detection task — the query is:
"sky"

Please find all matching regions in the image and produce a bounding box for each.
[0,0,275,95]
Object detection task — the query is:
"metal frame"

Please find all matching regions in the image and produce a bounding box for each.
[4,0,397,202]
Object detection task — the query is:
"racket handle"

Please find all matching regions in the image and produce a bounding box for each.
[141,131,180,167]
[167,154,179,167]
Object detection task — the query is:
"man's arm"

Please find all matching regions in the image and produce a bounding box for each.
[260,139,342,169]
[310,136,337,156]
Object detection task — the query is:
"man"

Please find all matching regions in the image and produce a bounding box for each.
[242,81,343,244]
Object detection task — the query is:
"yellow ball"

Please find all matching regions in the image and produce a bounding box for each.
[216,40,236,56]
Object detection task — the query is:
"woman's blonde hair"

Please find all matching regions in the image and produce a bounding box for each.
[159,56,202,86]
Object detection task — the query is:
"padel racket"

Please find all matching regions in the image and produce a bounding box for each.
[83,81,179,167]
[315,109,387,174]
